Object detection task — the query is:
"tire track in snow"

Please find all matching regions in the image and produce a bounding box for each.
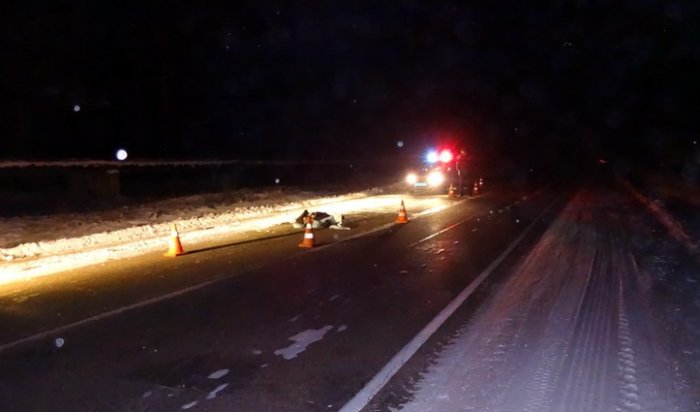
[523,212,596,412]
[517,337,563,412]
[514,213,599,412]
[458,194,596,412]
[616,270,642,412]
[488,221,576,412]
[454,193,599,412]
[614,221,690,412]
[612,210,683,412]
[455,315,528,411]
[553,216,619,412]
[600,219,642,412]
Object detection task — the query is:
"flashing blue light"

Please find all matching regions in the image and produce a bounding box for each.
[426,150,438,163]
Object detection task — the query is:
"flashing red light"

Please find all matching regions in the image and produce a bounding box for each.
[438,149,454,163]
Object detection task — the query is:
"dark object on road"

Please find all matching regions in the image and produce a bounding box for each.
[294,209,345,229]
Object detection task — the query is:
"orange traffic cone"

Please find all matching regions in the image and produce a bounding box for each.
[298,215,315,248]
[164,224,185,257]
[396,200,409,223]
[479,177,484,187]
[472,182,479,196]
[448,184,457,198]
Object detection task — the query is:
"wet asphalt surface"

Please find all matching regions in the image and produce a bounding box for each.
[0,184,561,411]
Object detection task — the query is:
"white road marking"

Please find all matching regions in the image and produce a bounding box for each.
[206,383,229,400]
[181,401,198,409]
[409,216,477,248]
[208,369,229,379]
[339,200,555,412]
[408,197,523,248]
[274,325,334,360]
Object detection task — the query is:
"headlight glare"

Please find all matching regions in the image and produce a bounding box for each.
[427,171,445,187]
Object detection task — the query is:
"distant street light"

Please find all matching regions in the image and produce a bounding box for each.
[116,149,128,161]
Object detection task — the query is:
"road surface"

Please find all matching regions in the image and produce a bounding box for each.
[1,184,698,411]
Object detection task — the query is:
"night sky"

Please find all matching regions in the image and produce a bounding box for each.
[2,1,698,172]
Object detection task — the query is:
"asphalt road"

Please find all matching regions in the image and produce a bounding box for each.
[0,184,561,411]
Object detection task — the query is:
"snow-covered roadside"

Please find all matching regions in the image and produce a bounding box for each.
[620,176,700,407]
[0,188,381,260]
[396,189,699,411]
[619,178,699,255]
[0,182,411,284]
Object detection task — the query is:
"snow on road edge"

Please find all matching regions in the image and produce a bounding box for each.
[618,178,698,254]
[0,183,405,284]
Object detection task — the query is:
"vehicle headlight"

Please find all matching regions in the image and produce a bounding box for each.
[427,171,445,186]
[406,173,418,184]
